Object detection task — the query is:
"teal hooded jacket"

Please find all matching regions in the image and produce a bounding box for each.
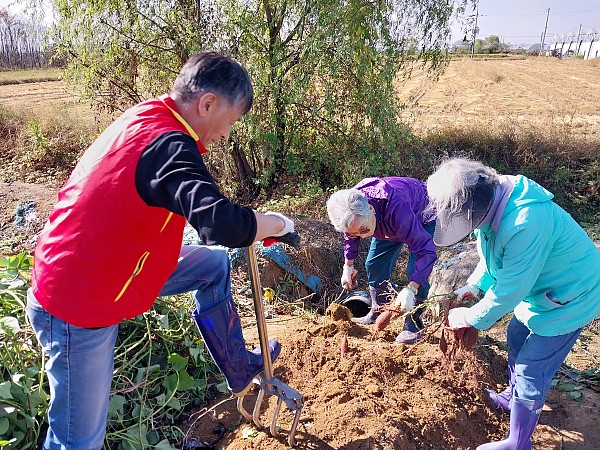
[464,175,600,336]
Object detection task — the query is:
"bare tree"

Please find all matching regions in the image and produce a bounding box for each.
[0,8,52,69]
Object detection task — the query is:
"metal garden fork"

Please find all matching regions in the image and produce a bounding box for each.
[237,232,304,447]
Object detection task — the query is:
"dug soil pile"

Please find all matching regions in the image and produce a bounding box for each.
[184,304,507,450]
[183,302,600,450]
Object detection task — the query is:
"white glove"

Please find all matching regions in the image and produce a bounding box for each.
[447,307,472,329]
[341,264,358,289]
[264,211,294,237]
[454,284,481,301]
[394,287,416,313]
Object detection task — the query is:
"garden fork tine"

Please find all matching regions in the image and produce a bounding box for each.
[238,233,304,447]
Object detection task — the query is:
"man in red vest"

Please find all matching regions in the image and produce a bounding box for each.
[27,51,293,450]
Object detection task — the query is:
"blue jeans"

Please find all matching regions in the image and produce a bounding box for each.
[507,316,582,404]
[159,245,231,313]
[27,245,231,450]
[364,222,435,299]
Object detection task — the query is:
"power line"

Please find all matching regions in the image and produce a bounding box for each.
[550,8,600,15]
[478,13,545,17]
[456,8,600,19]
[489,35,542,38]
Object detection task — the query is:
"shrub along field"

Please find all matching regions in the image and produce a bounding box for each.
[0,57,599,449]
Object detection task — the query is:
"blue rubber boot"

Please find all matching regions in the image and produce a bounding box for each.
[486,354,516,412]
[193,297,281,396]
[352,286,389,325]
[477,397,543,450]
[395,297,426,344]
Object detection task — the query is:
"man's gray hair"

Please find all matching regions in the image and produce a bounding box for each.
[426,157,500,217]
[171,51,253,114]
[327,188,371,232]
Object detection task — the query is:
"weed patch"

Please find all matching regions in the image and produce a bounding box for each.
[0,253,225,450]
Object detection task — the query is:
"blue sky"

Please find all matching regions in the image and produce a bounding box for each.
[450,0,600,47]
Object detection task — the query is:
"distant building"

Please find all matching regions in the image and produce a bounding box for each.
[549,30,600,60]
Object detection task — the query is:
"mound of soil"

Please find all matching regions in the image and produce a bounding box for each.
[182,303,600,450]
[183,304,506,450]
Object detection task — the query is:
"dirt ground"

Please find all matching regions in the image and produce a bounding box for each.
[2,181,599,450]
[182,312,600,450]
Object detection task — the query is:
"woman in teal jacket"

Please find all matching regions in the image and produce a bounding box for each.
[427,157,600,450]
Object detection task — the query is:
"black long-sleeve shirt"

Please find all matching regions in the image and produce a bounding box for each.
[135,131,256,248]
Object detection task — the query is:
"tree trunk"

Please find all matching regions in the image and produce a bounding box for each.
[230,138,259,199]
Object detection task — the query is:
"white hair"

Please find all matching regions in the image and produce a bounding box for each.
[326,188,371,232]
[426,157,500,217]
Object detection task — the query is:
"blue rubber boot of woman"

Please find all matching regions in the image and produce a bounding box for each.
[486,354,516,411]
[477,397,543,450]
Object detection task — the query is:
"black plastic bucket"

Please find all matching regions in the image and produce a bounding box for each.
[340,291,371,319]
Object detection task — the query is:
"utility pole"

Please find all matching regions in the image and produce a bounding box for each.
[576,23,583,55]
[471,5,479,58]
[539,8,550,55]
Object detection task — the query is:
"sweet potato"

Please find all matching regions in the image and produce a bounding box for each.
[440,326,479,359]
[371,307,403,339]
[340,335,349,357]
[374,310,394,332]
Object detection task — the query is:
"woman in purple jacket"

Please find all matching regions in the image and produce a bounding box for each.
[326,177,437,343]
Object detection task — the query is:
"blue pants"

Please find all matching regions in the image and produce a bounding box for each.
[27,245,231,450]
[364,222,435,299]
[159,245,231,313]
[508,315,582,404]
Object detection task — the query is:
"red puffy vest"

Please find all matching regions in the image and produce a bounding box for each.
[31,95,205,327]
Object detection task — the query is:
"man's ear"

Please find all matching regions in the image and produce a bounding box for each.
[196,92,217,118]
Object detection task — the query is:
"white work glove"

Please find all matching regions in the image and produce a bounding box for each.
[447,307,472,329]
[264,211,294,237]
[341,264,358,290]
[454,284,481,302]
[394,287,416,313]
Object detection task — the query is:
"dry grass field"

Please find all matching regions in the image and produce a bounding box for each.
[0,80,74,108]
[397,56,600,141]
[0,78,102,124]
[3,56,599,136]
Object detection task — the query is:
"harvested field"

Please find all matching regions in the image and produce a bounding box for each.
[397,57,600,140]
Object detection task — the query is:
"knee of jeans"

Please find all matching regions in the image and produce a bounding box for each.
[208,249,230,278]
[219,254,230,277]
[194,288,230,313]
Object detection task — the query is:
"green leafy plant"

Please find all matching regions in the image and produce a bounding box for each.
[551,362,600,405]
[26,121,50,155]
[551,377,585,403]
[105,298,224,449]
[0,253,223,449]
[0,253,46,450]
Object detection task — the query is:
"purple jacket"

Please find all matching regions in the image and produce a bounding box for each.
[344,177,437,286]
